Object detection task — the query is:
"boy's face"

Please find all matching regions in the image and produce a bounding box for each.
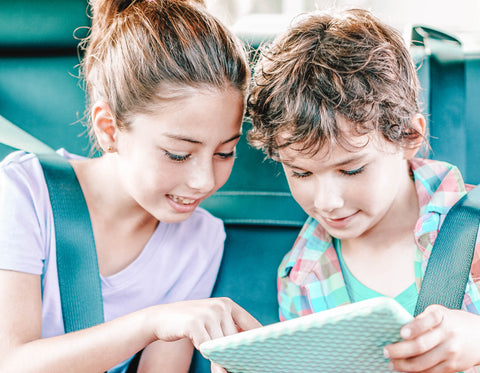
[277,122,416,241]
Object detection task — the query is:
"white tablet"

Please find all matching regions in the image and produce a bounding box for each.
[199,297,413,373]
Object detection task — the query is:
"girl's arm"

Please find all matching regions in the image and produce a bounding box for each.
[0,269,260,372]
[138,340,228,373]
[138,339,194,372]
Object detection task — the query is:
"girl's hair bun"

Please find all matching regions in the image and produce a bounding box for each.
[90,0,205,19]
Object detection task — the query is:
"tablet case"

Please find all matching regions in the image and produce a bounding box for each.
[199,297,412,373]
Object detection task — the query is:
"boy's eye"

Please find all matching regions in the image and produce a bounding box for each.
[164,151,191,162]
[215,151,236,160]
[341,166,364,176]
[291,170,312,178]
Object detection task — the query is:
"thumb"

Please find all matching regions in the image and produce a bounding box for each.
[211,362,228,373]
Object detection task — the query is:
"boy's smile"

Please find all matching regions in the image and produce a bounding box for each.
[277,119,418,242]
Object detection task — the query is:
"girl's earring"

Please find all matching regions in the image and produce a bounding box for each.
[106,145,113,153]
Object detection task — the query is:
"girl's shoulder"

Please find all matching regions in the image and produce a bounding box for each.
[1,150,38,169]
[0,149,82,185]
[0,150,45,187]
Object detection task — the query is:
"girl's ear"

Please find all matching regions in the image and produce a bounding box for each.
[403,113,427,159]
[92,101,117,153]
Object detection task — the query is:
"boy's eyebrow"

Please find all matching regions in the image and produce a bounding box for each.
[165,133,242,144]
[330,155,367,167]
[281,154,368,169]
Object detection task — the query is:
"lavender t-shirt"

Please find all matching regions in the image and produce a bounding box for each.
[0,150,226,372]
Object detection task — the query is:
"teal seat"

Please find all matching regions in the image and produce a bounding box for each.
[412,25,480,184]
[190,123,307,371]
[0,0,91,156]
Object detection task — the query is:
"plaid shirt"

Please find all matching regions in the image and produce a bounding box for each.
[278,158,480,322]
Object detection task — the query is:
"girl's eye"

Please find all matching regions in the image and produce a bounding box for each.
[341,166,364,176]
[164,151,191,162]
[291,170,312,179]
[215,151,235,160]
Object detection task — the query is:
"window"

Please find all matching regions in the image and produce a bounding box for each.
[207,0,480,52]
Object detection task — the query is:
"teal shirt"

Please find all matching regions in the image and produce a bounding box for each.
[334,238,418,315]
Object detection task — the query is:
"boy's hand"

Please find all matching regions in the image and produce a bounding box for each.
[384,305,480,372]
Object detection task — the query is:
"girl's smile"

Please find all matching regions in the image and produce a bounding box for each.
[99,86,245,224]
[166,193,201,214]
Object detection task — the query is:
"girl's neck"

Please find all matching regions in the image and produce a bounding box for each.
[69,155,158,230]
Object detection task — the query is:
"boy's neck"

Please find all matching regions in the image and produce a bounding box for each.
[339,163,419,296]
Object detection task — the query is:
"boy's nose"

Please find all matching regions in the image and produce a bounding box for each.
[313,179,344,213]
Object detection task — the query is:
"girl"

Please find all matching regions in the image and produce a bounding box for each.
[0,0,260,372]
[248,8,480,373]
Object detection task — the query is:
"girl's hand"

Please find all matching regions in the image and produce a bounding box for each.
[384,305,480,372]
[211,362,228,373]
[146,297,261,349]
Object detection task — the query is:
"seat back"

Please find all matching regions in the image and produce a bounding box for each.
[190,122,306,371]
[0,0,91,156]
[412,25,480,184]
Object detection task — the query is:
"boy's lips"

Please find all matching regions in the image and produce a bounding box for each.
[323,211,359,229]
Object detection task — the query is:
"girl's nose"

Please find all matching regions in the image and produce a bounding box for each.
[186,159,216,194]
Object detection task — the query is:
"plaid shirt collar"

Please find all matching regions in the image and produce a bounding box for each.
[279,158,469,313]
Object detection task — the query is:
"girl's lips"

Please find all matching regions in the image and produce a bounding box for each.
[166,194,201,213]
[323,211,359,229]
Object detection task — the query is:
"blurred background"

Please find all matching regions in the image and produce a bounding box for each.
[207,0,480,51]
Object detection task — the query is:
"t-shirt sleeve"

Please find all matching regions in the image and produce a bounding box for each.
[185,213,226,300]
[0,155,47,274]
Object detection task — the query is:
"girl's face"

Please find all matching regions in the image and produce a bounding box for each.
[277,120,416,241]
[113,87,244,223]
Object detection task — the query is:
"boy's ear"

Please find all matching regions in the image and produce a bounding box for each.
[403,113,427,159]
[92,101,117,153]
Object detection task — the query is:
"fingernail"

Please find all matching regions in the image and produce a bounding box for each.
[388,361,395,370]
[383,347,390,358]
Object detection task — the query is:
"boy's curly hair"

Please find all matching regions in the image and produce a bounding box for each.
[247,8,424,158]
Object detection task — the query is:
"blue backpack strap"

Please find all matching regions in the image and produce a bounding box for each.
[37,153,104,332]
[415,185,480,316]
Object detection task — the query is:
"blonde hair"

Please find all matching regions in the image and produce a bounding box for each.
[81,0,248,141]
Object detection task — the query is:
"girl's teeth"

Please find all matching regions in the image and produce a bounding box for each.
[170,195,195,205]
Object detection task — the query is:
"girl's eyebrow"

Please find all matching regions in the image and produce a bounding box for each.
[165,133,242,145]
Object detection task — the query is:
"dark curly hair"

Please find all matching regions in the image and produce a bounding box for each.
[247,8,425,158]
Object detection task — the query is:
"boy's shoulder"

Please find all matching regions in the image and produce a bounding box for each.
[278,216,334,281]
